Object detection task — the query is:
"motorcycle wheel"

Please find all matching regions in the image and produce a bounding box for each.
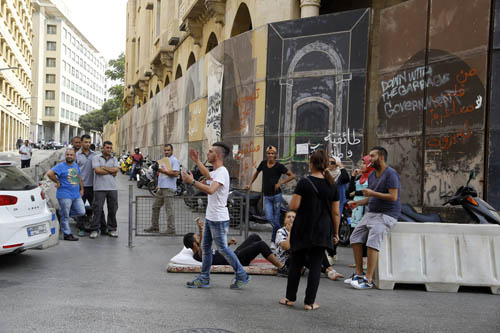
[175,183,185,196]
[338,216,352,246]
[137,180,143,189]
[147,182,158,196]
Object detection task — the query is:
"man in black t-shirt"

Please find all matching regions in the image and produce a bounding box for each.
[245,145,296,243]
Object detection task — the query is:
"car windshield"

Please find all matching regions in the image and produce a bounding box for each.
[0,166,37,190]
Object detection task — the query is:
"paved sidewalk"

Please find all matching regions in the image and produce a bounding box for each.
[0,173,499,332]
[0,148,61,166]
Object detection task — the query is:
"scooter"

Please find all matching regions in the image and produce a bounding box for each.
[338,202,353,245]
[443,170,500,224]
[183,163,213,209]
[120,155,133,174]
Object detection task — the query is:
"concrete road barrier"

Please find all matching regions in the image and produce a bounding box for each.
[376,222,500,294]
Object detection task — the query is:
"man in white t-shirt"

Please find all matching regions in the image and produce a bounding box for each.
[19,139,32,168]
[145,143,180,234]
[181,142,250,289]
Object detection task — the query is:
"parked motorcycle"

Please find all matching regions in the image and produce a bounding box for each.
[183,163,213,209]
[137,158,155,189]
[120,154,133,174]
[338,202,353,246]
[443,170,500,224]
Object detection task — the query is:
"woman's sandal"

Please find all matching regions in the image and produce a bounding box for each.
[327,269,344,281]
[304,303,320,311]
[279,298,295,307]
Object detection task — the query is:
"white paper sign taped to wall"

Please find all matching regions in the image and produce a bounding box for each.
[296,143,309,155]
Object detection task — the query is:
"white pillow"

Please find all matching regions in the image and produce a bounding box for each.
[170,247,202,266]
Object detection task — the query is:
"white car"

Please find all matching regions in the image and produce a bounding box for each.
[0,161,54,255]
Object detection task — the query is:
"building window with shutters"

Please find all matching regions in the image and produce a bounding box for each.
[45,90,55,100]
[47,41,56,51]
[45,106,55,116]
[46,74,56,84]
[47,25,57,34]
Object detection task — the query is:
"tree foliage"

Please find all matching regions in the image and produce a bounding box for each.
[78,53,125,133]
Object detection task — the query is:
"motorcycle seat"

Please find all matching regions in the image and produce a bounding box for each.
[400,204,442,222]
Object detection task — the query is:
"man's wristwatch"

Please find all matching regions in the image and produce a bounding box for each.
[191,180,196,186]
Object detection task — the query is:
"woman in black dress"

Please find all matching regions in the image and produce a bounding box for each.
[279,149,340,310]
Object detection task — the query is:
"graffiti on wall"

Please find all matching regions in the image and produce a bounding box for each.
[376,0,490,208]
[205,53,223,144]
[265,9,370,180]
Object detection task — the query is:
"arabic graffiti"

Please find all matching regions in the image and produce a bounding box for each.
[235,89,260,135]
[428,68,481,128]
[427,120,472,151]
[323,128,361,159]
[206,92,221,138]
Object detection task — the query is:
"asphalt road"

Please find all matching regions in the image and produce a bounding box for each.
[0,173,499,332]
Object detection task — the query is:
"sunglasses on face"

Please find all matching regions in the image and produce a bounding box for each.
[329,161,336,165]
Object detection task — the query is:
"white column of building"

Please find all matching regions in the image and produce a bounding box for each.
[300,0,321,18]
[54,121,60,143]
[0,111,3,152]
[63,124,69,145]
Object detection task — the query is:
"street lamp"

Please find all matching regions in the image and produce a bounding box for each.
[0,66,19,71]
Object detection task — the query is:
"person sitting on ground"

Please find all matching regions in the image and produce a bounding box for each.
[275,211,344,281]
[183,218,288,276]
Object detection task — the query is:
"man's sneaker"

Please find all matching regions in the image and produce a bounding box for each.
[344,273,365,284]
[230,275,251,289]
[77,230,86,237]
[63,234,79,241]
[89,231,99,239]
[186,277,210,289]
[144,227,159,233]
[108,230,118,238]
[351,277,374,290]
[276,265,289,277]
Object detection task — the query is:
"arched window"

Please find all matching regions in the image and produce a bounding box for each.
[187,52,196,69]
[164,75,170,86]
[175,65,183,79]
[230,3,253,37]
[155,85,160,94]
[205,32,218,53]
[149,90,153,99]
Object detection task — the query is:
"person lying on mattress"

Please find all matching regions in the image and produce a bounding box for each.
[183,218,289,276]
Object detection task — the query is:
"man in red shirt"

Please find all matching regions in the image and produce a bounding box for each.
[129,147,143,181]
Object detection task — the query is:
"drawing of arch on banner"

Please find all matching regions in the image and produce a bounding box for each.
[280,41,352,158]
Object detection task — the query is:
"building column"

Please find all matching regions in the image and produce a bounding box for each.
[0,111,3,152]
[54,121,60,143]
[63,124,70,145]
[72,126,78,139]
[300,0,321,18]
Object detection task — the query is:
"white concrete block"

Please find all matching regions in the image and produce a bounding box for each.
[376,222,500,294]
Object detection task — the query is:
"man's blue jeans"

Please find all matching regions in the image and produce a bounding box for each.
[199,219,248,282]
[129,164,137,180]
[264,193,282,242]
[58,198,86,235]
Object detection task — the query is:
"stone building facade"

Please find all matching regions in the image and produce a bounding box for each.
[109,0,500,215]
[0,0,34,152]
[32,0,106,144]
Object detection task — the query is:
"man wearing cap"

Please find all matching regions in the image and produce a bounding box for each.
[244,145,296,243]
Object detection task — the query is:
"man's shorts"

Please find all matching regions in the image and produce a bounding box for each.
[349,212,397,251]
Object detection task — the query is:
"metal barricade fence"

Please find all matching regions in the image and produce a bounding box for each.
[133,195,245,236]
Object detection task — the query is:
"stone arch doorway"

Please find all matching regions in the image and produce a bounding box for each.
[187,52,196,69]
[206,32,218,54]
[281,41,350,157]
[175,65,183,79]
[230,2,252,37]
